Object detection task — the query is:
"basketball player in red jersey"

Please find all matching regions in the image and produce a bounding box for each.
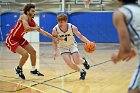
[5,4,53,80]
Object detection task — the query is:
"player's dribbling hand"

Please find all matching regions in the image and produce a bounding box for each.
[122,49,136,62]
[111,54,121,64]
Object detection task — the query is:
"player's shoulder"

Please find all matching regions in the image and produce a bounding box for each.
[20,14,28,20]
[68,23,77,29]
[52,26,57,32]
[113,10,124,19]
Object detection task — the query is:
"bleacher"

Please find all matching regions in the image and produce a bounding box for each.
[0,0,118,14]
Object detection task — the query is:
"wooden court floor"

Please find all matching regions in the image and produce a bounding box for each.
[0,43,138,93]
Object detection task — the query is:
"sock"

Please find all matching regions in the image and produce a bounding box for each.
[79,65,84,72]
[82,57,87,62]
[31,66,36,71]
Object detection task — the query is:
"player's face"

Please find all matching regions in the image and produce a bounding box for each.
[58,21,67,27]
[28,8,35,18]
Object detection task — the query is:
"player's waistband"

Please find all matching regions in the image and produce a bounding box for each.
[6,33,23,39]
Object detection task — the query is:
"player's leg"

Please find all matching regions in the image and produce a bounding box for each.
[72,53,90,70]
[84,0,90,8]
[24,44,44,76]
[71,44,90,70]
[128,63,140,93]
[15,46,29,80]
[71,53,87,80]
[24,44,36,67]
[16,46,29,68]
[62,53,81,72]
[6,36,28,80]
[128,87,139,93]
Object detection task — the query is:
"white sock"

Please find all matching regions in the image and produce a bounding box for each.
[80,69,84,73]
[78,65,84,72]
[31,66,36,71]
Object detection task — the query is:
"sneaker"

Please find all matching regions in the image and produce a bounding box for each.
[15,66,25,80]
[80,69,86,80]
[30,69,44,76]
[83,57,90,70]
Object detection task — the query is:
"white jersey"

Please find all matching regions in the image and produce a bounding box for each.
[119,4,140,47]
[54,23,76,48]
[119,4,140,90]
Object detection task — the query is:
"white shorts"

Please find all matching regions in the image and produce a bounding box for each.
[129,61,140,90]
[59,43,79,55]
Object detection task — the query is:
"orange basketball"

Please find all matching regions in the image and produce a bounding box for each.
[84,42,96,53]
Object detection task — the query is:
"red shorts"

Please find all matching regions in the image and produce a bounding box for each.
[5,35,29,53]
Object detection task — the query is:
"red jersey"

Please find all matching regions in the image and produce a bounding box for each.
[6,18,36,53]
[9,18,36,38]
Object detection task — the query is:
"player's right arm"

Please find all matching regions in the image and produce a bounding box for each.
[52,28,58,60]
[21,15,39,32]
[111,11,136,63]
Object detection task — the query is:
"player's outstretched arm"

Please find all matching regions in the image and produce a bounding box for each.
[37,28,53,38]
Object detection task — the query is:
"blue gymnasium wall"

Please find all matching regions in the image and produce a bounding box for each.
[69,12,118,43]
[1,12,20,41]
[1,12,118,43]
[0,15,1,41]
[39,12,119,43]
[40,12,57,42]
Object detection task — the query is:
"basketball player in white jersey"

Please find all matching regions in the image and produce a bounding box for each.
[52,13,91,80]
[111,0,140,93]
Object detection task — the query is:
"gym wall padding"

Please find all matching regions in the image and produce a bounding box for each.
[69,12,119,43]
[39,12,119,43]
[39,12,57,42]
[1,12,119,43]
[1,12,20,41]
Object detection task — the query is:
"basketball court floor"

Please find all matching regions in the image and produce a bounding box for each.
[0,43,138,93]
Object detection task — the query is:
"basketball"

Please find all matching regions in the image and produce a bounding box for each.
[84,42,96,53]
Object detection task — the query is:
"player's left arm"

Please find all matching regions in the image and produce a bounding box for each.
[72,25,90,43]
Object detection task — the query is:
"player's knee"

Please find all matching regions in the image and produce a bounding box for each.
[66,62,74,67]
[22,52,29,58]
[30,49,36,55]
[73,59,81,65]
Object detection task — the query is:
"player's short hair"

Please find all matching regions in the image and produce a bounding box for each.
[23,4,35,15]
[57,13,68,22]
[118,0,138,4]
